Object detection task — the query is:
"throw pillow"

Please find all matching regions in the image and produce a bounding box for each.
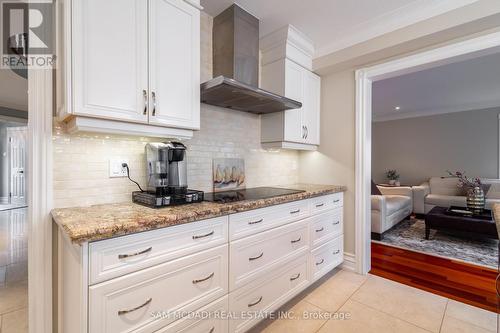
[371,180,382,195]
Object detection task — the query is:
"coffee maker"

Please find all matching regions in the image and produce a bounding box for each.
[132,141,203,208]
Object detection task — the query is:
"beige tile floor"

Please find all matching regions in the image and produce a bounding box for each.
[249,269,498,333]
[0,207,28,333]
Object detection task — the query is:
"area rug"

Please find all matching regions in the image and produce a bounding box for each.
[378,218,498,268]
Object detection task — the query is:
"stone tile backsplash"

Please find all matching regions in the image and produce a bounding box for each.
[52,11,299,208]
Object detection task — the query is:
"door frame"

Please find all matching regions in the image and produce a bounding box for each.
[355,31,500,274]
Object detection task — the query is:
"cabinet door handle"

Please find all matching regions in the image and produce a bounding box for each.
[192,272,215,284]
[290,273,301,281]
[305,126,308,139]
[248,218,263,225]
[315,203,324,208]
[333,199,340,203]
[291,237,301,244]
[192,231,214,239]
[315,227,324,233]
[142,90,148,115]
[315,259,324,266]
[208,327,215,333]
[118,298,152,316]
[302,126,306,139]
[151,91,156,116]
[290,209,301,214]
[333,250,340,255]
[249,252,264,261]
[248,296,263,308]
[333,221,340,225]
[118,246,152,259]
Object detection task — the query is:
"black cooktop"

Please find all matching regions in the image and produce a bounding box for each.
[204,187,304,203]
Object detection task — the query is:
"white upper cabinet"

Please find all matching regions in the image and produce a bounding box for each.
[72,0,149,123]
[58,0,201,138]
[149,0,200,130]
[260,25,321,150]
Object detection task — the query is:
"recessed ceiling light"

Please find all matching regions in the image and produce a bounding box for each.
[394,106,401,111]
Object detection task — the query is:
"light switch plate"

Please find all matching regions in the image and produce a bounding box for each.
[109,159,129,178]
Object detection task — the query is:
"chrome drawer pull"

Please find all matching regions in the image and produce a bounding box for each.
[333,221,340,225]
[142,89,148,115]
[151,91,156,116]
[118,247,152,259]
[333,199,340,203]
[192,272,215,284]
[315,227,324,232]
[248,296,263,308]
[290,209,301,214]
[333,250,340,255]
[192,231,214,239]
[316,259,324,266]
[118,298,152,316]
[315,203,324,208]
[249,252,264,261]
[208,327,215,333]
[291,237,301,244]
[248,218,263,225]
[290,273,301,281]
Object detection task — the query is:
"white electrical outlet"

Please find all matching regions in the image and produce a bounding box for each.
[109,159,129,178]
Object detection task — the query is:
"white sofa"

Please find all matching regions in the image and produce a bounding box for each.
[413,177,500,214]
[371,186,413,240]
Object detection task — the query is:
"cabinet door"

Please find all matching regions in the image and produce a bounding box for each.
[283,60,305,143]
[303,71,321,145]
[72,0,148,123]
[149,0,200,130]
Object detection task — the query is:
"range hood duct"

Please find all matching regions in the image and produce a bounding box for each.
[200,4,301,114]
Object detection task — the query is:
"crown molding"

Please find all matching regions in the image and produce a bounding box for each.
[316,0,479,58]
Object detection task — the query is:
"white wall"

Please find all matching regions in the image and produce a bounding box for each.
[372,108,499,185]
[52,12,299,208]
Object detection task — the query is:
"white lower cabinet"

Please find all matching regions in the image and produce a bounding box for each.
[229,254,310,333]
[57,192,344,333]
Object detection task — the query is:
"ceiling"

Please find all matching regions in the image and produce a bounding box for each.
[201,0,478,57]
[372,51,500,122]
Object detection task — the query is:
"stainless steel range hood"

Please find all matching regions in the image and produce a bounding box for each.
[200,4,302,114]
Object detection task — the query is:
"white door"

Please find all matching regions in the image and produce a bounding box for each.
[283,60,304,143]
[148,0,200,130]
[303,71,321,145]
[72,0,149,123]
[7,127,27,205]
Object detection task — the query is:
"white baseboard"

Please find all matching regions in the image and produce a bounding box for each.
[341,252,356,271]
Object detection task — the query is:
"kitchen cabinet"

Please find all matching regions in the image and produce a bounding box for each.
[260,59,321,150]
[56,193,344,333]
[57,0,200,138]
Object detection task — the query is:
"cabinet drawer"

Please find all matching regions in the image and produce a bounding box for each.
[89,216,228,284]
[229,200,309,240]
[229,254,309,333]
[88,245,228,333]
[310,208,343,249]
[156,296,228,333]
[310,193,343,215]
[230,220,309,291]
[310,235,343,282]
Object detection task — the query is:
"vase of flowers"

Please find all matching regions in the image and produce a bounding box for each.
[447,170,485,214]
[385,169,400,186]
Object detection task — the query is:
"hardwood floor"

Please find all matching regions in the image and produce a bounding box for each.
[371,242,499,313]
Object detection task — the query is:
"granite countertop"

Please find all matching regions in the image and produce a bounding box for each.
[52,184,347,244]
[493,203,500,239]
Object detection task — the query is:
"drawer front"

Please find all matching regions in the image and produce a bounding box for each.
[310,235,343,282]
[229,200,309,240]
[230,220,309,291]
[229,254,309,333]
[89,216,228,284]
[310,193,343,215]
[88,245,228,333]
[310,208,343,249]
[156,296,228,333]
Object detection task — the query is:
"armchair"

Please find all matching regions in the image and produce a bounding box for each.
[371,186,413,240]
